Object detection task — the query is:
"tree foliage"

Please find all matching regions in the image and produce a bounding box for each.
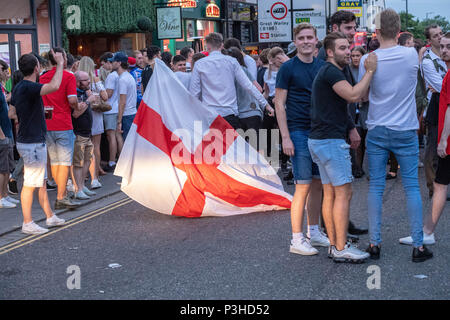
[399,11,449,41]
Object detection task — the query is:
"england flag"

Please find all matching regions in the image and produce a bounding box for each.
[114,59,292,217]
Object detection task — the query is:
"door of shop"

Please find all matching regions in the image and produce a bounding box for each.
[0,30,38,74]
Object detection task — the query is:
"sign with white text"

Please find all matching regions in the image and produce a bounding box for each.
[258,0,291,42]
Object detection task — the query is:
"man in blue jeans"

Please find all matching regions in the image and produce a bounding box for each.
[359,9,433,262]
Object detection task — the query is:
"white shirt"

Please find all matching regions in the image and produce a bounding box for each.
[189,51,267,117]
[104,71,119,114]
[263,69,278,97]
[118,71,137,116]
[244,54,258,81]
[359,45,419,131]
[422,48,447,100]
[175,71,191,90]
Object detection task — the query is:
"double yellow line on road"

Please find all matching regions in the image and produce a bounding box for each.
[0,197,133,256]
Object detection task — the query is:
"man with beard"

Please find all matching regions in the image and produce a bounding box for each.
[317,10,368,236]
[360,9,432,262]
[308,32,377,263]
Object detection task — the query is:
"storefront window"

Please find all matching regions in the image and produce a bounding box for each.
[196,20,215,38]
[0,0,35,25]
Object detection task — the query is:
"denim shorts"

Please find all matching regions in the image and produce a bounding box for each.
[308,138,353,186]
[104,113,118,131]
[17,142,47,188]
[46,130,75,166]
[290,130,320,184]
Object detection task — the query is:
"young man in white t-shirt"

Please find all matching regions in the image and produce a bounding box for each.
[114,53,137,140]
[359,9,433,262]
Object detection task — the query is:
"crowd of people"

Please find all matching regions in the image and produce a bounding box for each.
[0,8,449,264]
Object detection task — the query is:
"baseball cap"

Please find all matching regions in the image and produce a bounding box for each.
[128,57,136,67]
[286,42,297,55]
[108,51,128,63]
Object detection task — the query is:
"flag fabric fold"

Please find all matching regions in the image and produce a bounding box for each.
[114,59,292,217]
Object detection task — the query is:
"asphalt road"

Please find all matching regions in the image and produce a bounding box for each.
[1,166,449,300]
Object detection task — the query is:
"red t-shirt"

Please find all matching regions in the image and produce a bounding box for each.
[438,70,450,155]
[39,68,77,131]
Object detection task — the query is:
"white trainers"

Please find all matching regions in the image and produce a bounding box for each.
[46,214,66,227]
[75,190,90,200]
[332,243,369,263]
[308,229,331,247]
[0,197,16,208]
[91,179,102,189]
[5,196,20,204]
[67,179,75,192]
[289,237,319,256]
[399,233,436,245]
[82,186,96,196]
[22,221,49,235]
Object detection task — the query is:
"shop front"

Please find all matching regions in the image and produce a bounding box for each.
[60,0,155,61]
[225,0,258,54]
[160,0,223,54]
[0,0,62,75]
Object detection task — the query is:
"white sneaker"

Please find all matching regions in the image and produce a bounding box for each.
[289,237,319,256]
[0,197,16,208]
[46,214,66,227]
[67,179,75,192]
[75,190,90,200]
[308,229,331,247]
[91,179,102,189]
[332,243,369,263]
[5,196,20,204]
[399,233,435,245]
[22,221,49,235]
[82,186,96,196]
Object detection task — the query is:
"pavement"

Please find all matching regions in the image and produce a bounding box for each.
[0,172,122,237]
[1,151,450,300]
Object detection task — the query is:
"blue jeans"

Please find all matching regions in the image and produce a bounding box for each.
[366,126,423,247]
[122,114,136,140]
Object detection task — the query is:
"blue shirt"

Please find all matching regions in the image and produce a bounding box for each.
[130,67,143,107]
[276,56,324,131]
[0,85,12,138]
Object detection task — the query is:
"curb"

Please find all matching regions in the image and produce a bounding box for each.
[0,188,124,238]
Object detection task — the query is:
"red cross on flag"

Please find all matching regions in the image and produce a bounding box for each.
[114,59,292,217]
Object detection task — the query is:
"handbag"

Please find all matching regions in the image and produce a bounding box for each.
[91,100,112,112]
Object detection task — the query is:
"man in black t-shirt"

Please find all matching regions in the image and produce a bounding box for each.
[141,46,161,92]
[73,71,95,201]
[308,32,377,263]
[11,52,66,235]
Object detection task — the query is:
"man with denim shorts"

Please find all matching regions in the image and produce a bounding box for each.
[40,47,81,210]
[275,23,329,256]
[11,52,66,234]
[359,10,433,262]
[308,32,377,263]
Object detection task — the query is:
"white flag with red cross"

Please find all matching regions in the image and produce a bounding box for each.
[114,59,292,217]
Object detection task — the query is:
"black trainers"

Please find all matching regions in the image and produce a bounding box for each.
[412,246,433,263]
[55,196,81,210]
[103,164,116,173]
[366,244,381,260]
[8,179,18,195]
[348,221,368,235]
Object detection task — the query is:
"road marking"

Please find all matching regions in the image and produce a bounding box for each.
[0,198,133,256]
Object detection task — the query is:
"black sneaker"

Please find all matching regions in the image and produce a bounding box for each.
[8,179,18,195]
[46,182,57,190]
[55,196,81,210]
[366,244,381,260]
[412,246,433,263]
[348,221,368,235]
[103,164,116,173]
[283,170,293,181]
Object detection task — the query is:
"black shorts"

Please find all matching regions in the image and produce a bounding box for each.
[435,155,450,185]
[0,139,15,174]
